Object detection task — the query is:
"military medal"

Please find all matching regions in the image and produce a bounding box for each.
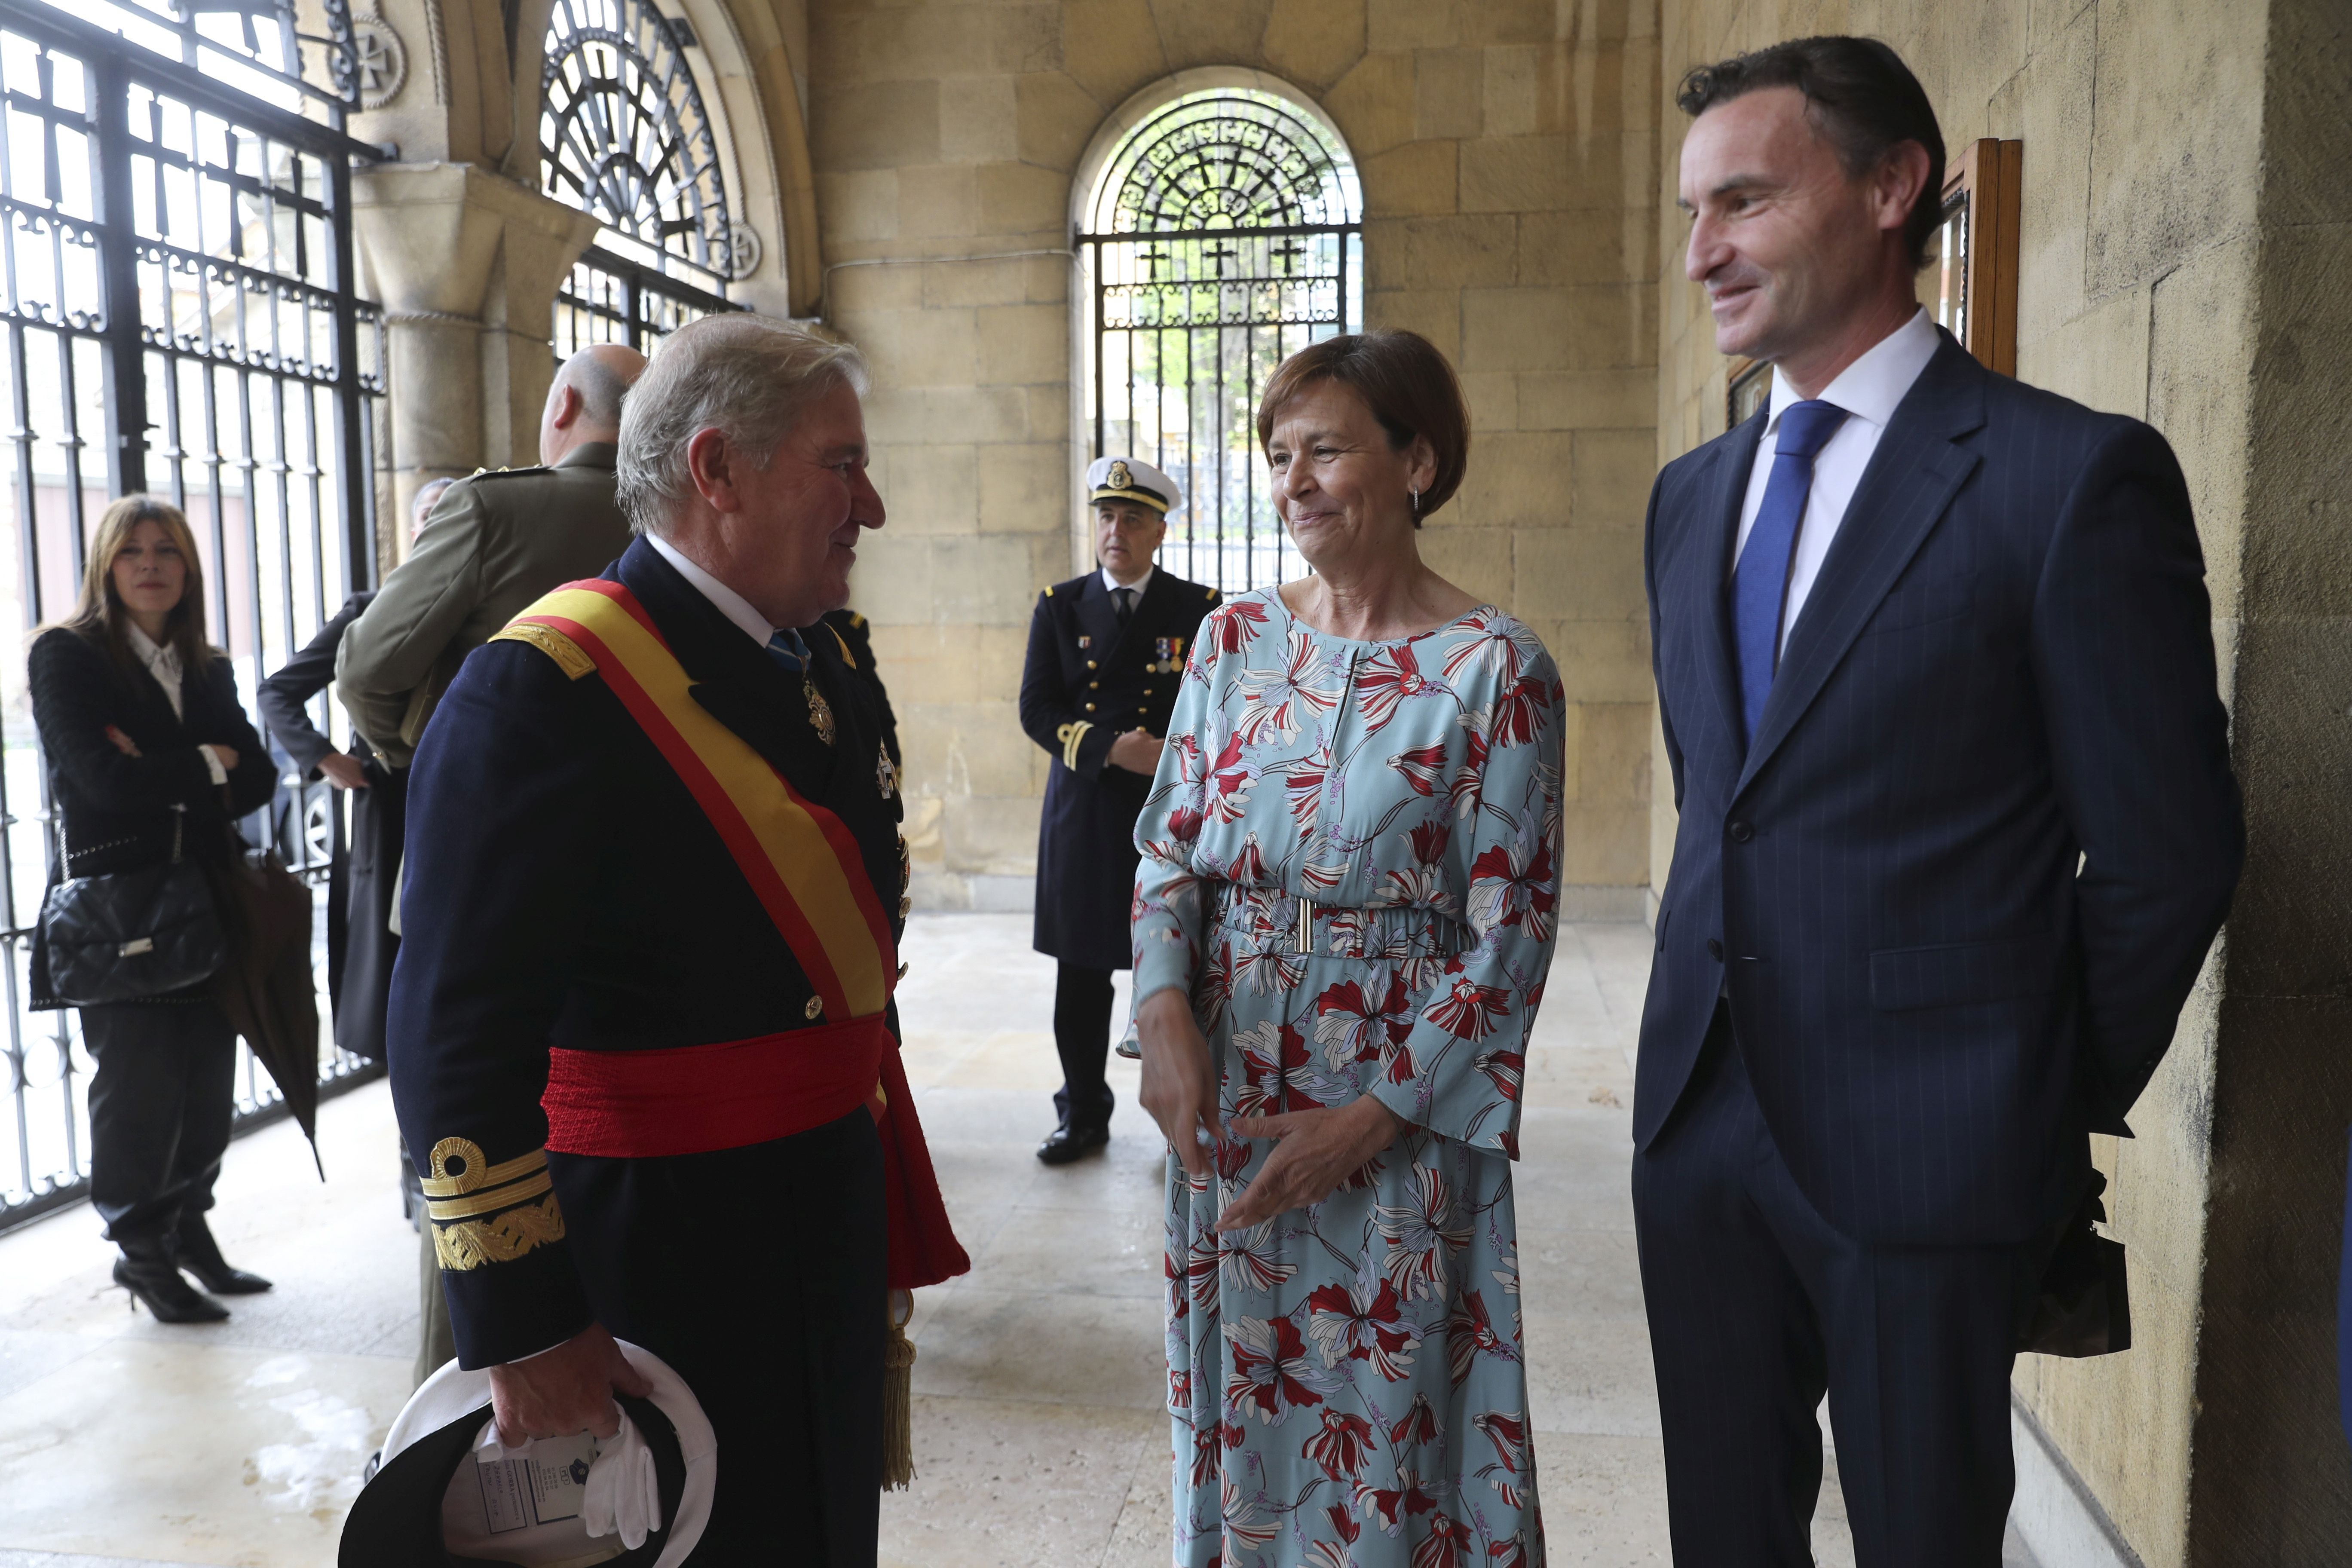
[1078,635,1091,649]
[804,678,836,746]
[876,741,899,799]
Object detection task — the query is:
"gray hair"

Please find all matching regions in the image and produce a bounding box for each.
[615,314,870,537]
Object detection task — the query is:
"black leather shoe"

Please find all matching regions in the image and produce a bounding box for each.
[175,1214,273,1295]
[1037,1121,1109,1166]
[115,1240,230,1323]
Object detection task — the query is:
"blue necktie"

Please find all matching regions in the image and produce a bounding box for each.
[766,629,810,675]
[1733,399,1849,743]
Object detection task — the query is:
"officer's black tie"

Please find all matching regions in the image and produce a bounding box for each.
[1114,587,1135,628]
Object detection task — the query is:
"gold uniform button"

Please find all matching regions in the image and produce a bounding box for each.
[1087,659,1098,669]
[1084,702,1096,711]
[1142,688,1154,696]
[1088,680,1099,689]
[804,996,824,1020]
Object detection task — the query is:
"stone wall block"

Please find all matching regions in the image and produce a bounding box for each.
[847,530,937,626]
[1452,430,1577,530]
[1518,368,1659,431]
[1460,135,1571,214]
[2084,0,2262,293]
[818,169,903,244]
[1461,285,1586,371]
[2148,234,2257,622]
[877,441,980,535]
[2000,0,2095,347]
[1026,383,1072,441]
[1059,0,1169,104]
[867,386,1032,446]
[812,80,943,171]
[1017,70,1109,171]
[1414,49,1485,141]
[991,4,1065,73]
[1557,802,1651,883]
[977,159,1072,237]
[1323,51,1419,158]
[1458,370,1519,433]
[977,303,1070,386]
[1149,0,1276,69]
[829,7,999,82]
[977,442,1069,531]
[1570,427,1660,529]
[897,164,983,237]
[1534,617,1654,704]
[1513,526,1644,622]
[928,534,1051,626]
[1363,288,1463,358]
[1467,0,1576,46]
[1517,207,1636,288]
[945,793,1050,873]
[1363,214,1519,290]
[2240,225,2352,619]
[1412,524,1513,607]
[1361,141,1461,217]
[1365,0,1461,52]
[941,74,1021,163]
[868,304,980,388]
[1577,698,1655,804]
[1260,0,1370,91]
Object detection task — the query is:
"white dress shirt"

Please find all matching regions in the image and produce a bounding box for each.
[647,532,775,646]
[1101,564,1154,606]
[126,623,227,784]
[1732,307,1942,654]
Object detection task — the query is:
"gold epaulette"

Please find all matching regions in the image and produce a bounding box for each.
[1055,719,1092,770]
[423,1137,566,1270]
[492,621,596,680]
[1043,585,1054,597]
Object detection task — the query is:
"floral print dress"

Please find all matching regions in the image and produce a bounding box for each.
[1130,588,1566,1568]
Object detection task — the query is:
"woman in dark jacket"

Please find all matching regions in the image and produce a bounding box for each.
[29,495,278,1323]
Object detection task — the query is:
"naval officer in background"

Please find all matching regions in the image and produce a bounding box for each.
[1018,457,1216,1165]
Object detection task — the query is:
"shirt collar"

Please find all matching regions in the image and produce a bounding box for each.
[646,532,774,648]
[1101,565,1154,597]
[125,622,176,669]
[1764,306,1941,437]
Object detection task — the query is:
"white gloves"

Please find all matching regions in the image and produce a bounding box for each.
[583,1410,663,1549]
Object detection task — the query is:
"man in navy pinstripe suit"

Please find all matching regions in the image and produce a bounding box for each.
[1637,39,2242,1565]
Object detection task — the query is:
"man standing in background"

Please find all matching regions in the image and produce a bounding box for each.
[1017,457,1217,1165]
[336,343,645,766]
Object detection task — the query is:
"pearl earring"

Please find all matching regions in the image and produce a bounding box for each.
[1410,486,1421,515]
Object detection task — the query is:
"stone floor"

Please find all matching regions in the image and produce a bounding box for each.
[0,914,2033,1566]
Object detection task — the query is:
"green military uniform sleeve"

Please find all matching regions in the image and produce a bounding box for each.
[337,478,494,768]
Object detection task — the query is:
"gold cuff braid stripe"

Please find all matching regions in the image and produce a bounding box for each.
[421,1140,548,1199]
[426,1168,554,1222]
[432,1191,567,1270]
[1056,720,1092,770]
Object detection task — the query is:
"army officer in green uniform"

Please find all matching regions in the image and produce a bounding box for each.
[1019,457,1217,1164]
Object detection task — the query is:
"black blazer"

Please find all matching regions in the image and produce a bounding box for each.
[1640,335,2243,1246]
[28,624,275,1007]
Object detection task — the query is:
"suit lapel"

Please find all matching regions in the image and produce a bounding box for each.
[1694,416,1761,757]
[1736,340,1988,792]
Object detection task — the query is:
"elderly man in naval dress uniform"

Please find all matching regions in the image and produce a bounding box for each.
[1018,457,1218,1164]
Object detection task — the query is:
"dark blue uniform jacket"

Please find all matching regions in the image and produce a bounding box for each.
[388,537,908,1369]
[1018,567,1216,970]
[1642,333,2242,1248]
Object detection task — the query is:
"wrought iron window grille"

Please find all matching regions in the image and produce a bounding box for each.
[1079,89,1363,596]
[0,0,385,1234]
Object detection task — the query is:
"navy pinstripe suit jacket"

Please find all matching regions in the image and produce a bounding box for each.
[1639,333,2243,1246]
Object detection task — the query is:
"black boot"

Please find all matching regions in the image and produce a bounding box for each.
[175,1213,272,1295]
[114,1235,230,1323]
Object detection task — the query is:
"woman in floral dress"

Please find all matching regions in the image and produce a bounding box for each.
[1132,331,1565,1568]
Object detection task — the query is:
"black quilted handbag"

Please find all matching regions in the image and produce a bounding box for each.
[39,806,228,1005]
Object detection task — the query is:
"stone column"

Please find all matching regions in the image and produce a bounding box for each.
[352,163,600,574]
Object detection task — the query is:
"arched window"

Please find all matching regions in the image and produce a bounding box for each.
[541,0,746,352]
[1078,84,1362,593]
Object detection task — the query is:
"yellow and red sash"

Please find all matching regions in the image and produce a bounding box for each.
[494,579,969,1291]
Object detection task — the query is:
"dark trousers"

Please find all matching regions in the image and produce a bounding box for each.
[80,999,237,1246]
[1632,1006,2026,1567]
[557,1108,886,1566]
[1051,961,1116,1130]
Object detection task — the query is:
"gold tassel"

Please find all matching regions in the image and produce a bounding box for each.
[882,1288,917,1491]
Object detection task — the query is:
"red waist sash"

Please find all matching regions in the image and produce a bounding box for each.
[542,1016,890,1159]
